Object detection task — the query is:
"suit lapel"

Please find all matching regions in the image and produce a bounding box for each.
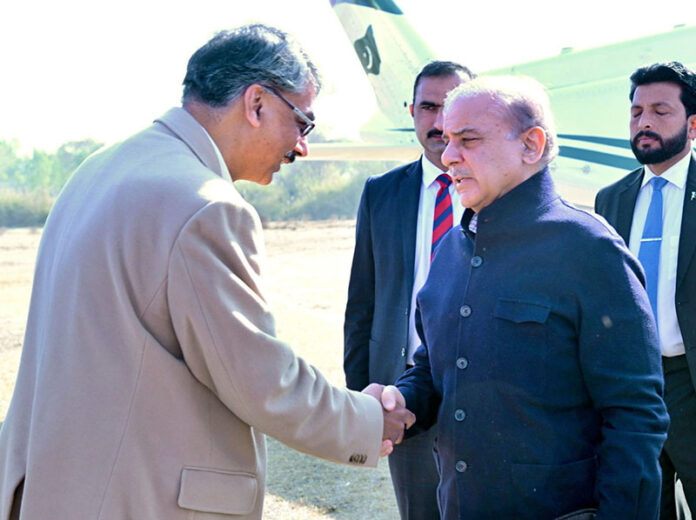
[677,154,696,287]
[399,160,423,291]
[615,168,644,242]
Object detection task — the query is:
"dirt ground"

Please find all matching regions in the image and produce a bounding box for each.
[0,221,399,520]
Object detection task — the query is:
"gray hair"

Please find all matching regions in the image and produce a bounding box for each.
[444,75,559,165]
[182,24,321,107]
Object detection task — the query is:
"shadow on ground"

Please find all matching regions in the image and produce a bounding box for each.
[265,437,398,519]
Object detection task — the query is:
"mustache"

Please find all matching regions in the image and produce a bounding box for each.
[633,130,662,142]
[427,129,443,139]
[284,151,297,163]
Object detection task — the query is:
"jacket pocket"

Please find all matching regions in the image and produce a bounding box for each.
[491,299,551,391]
[178,467,258,515]
[511,456,597,516]
[494,298,550,324]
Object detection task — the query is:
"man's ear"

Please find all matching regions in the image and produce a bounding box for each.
[243,84,265,129]
[520,126,546,165]
[687,113,696,141]
[409,104,414,117]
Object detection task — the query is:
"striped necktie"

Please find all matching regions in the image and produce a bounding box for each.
[638,176,668,322]
[431,173,453,260]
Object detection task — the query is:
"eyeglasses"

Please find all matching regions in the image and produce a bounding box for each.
[263,86,315,137]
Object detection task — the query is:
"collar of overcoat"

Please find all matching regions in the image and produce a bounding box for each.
[154,107,232,182]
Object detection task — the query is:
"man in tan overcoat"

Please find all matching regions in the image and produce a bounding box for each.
[0,24,412,520]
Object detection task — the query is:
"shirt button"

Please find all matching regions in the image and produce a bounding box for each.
[455,409,466,421]
[456,357,469,369]
[401,347,405,357]
[460,305,472,317]
[456,460,468,473]
[471,256,483,267]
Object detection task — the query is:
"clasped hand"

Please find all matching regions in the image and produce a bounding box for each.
[362,383,416,456]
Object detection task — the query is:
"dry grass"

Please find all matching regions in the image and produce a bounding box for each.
[0,221,399,520]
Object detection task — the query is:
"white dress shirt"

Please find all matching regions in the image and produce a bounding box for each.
[628,152,690,357]
[407,156,465,363]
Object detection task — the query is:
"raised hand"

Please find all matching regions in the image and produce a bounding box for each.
[362,383,416,456]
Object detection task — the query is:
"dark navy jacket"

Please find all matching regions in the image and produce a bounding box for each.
[396,169,669,519]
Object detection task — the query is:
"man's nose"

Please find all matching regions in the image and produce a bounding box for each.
[441,140,456,168]
[637,112,654,130]
[294,136,309,158]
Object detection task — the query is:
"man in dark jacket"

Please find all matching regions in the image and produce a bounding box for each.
[595,61,696,519]
[391,75,669,519]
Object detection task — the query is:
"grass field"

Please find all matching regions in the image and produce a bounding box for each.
[0,221,399,520]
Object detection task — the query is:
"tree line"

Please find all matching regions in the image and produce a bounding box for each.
[0,137,400,227]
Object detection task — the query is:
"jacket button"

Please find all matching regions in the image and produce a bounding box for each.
[456,357,469,369]
[401,347,406,357]
[456,460,468,473]
[460,305,472,317]
[455,409,466,421]
[471,256,482,267]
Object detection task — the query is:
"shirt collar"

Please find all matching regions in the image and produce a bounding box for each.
[642,150,691,191]
[420,154,448,187]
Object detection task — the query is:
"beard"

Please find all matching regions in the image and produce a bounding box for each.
[631,124,688,165]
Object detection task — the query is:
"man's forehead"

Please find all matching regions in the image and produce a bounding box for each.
[415,74,466,103]
[633,82,683,105]
[444,94,501,132]
[287,83,317,119]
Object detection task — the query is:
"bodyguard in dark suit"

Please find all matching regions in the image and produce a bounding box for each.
[392,76,669,519]
[344,61,474,519]
[595,61,696,519]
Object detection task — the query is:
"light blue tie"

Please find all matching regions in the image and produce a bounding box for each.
[638,176,668,322]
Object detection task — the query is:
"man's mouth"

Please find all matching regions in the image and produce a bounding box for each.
[452,174,472,187]
[283,151,297,164]
[427,130,443,140]
[634,131,661,147]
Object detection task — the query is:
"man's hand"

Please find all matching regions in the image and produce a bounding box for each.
[362,383,416,456]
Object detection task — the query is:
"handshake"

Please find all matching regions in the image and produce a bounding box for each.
[362,383,416,456]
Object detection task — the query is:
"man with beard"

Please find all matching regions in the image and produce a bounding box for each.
[595,61,696,519]
[344,60,473,519]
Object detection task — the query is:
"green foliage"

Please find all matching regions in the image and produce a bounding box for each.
[0,135,403,227]
[0,139,102,195]
[0,139,102,227]
[236,160,399,222]
[0,189,54,228]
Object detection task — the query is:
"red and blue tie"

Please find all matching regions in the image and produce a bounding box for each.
[431,173,453,260]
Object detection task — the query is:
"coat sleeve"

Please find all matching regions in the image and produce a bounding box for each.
[578,235,668,519]
[167,198,383,467]
[343,181,375,390]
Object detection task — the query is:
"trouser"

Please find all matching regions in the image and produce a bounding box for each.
[388,425,440,520]
[660,354,696,520]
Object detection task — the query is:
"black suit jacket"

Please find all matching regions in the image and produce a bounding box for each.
[343,160,422,390]
[595,152,696,390]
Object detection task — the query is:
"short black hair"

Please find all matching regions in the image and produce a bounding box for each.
[630,61,696,117]
[412,61,475,106]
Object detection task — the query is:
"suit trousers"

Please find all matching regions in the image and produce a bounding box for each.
[660,355,696,520]
[388,425,440,520]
